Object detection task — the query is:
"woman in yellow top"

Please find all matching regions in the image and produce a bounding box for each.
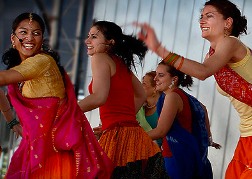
[135,0,252,178]
[1,12,113,178]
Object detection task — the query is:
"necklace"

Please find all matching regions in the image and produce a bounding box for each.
[145,103,156,109]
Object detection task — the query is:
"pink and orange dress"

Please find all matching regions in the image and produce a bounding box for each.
[5,53,114,179]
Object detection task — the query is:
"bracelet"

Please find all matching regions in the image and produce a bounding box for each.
[163,52,180,66]
[7,118,20,129]
[176,56,185,70]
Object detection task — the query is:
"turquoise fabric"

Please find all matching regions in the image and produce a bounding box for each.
[146,111,162,147]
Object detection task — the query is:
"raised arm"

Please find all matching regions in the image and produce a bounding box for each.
[134,22,241,80]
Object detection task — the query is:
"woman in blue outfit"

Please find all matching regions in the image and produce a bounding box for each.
[148,61,220,179]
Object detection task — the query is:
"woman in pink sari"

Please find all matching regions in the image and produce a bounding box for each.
[1,12,113,178]
[135,0,252,178]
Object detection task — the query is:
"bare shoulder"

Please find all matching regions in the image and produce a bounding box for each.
[90,53,117,75]
[228,36,248,61]
[91,53,112,62]
[163,91,183,112]
[216,36,243,58]
[217,36,239,49]
[91,53,115,67]
[165,91,181,103]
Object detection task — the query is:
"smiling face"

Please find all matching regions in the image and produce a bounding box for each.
[155,64,174,93]
[85,26,111,56]
[11,19,43,61]
[199,5,228,41]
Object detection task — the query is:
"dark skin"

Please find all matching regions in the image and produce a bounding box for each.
[0,89,22,138]
[0,19,44,137]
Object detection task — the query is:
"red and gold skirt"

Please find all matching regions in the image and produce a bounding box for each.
[99,125,168,178]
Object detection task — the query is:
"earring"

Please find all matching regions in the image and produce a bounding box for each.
[12,42,16,49]
[169,80,175,89]
[41,44,44,51]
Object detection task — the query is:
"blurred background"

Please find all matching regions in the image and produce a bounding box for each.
[1,0,252,178]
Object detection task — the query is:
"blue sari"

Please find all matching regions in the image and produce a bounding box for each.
[164,93,212,179]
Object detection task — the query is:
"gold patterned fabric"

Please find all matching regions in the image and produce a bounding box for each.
[228,47,252,83]
[11,53,65,99]
[99,125,160,167]
[6,72,114,178]
[99,125,168,178]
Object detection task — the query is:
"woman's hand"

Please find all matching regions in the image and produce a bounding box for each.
[12,124,23,139]
[93,125,102,140]
[132,22,161,52]
[211,141,222,149]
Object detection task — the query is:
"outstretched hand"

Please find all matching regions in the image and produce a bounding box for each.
[132,22,161,52]
[211,141,222,149]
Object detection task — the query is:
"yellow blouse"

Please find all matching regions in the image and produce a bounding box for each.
[217,47,252,137]
[11,53,65,99]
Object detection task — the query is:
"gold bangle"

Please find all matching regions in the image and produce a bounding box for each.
[176,56,184,70]
[170,55,180,66]
[163,52,180,65]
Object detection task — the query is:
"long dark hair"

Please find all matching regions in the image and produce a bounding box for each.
[204,0,247,37]
[92,20,148,71]
[2,12,65,76]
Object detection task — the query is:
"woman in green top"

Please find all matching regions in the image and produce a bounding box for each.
[142,71,162,146]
